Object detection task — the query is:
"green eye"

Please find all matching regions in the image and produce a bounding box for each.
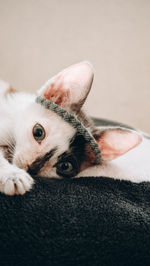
[56,155,79,178]
[57,162,73,173]
[33,123,45,143]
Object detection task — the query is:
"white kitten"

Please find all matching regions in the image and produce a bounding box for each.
[0,62,146,196]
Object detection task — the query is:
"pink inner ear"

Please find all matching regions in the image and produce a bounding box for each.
[43,76,71,107]
[39,61,94,109]
[97,129,142,160]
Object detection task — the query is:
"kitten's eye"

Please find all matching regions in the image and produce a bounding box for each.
[57,162,73,172]
[33,123,45,143]
[56,157,79,178]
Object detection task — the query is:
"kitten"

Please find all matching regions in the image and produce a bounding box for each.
[0,62,146,196]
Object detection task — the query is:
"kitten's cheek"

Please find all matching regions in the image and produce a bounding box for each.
[21,164,29,172]
[38,166,59,178]
[13,156,28,171]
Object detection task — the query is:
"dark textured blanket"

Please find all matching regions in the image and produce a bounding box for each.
[0,119,150,266]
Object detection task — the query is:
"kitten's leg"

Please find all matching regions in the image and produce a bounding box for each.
[0,80,16,96]
[0,151,34,196]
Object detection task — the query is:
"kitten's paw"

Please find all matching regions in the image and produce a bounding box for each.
[0,168,34,196]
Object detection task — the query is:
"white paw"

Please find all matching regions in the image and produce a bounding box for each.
[0,167,34,196]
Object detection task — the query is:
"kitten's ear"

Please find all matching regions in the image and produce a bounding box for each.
[0,80,16,95]
[91,127,142,161]
[38,61,94,112]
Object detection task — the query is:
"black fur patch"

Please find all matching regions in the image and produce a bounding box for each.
[55,134,87,178]
[28,148,57,175]
[27,135,87,178]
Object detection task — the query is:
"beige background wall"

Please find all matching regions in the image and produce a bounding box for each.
[0,0,150,132]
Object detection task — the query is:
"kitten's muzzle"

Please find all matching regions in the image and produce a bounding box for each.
[27,148,57,176]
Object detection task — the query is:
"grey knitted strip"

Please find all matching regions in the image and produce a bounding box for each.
[36,96,101,165]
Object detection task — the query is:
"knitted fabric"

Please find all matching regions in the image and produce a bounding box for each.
[35,96,101,165]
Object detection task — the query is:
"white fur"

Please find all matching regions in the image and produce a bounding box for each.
[0,150,33,195]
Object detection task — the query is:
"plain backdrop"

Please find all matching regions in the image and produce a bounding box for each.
[0,0,150,132]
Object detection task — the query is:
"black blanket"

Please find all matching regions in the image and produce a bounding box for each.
[0,119,150,266]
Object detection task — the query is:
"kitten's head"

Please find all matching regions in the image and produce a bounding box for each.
[13,61,142,178]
